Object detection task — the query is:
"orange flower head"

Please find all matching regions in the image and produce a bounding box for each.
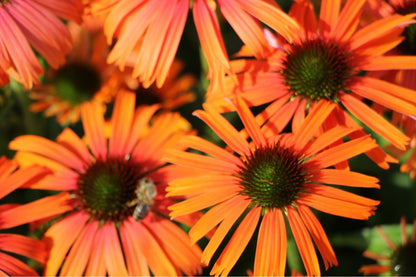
[166,97,380,276]
[0,156,50,276]
[360,217,416,276]
[0,0,83,88]
[207,0,416,159]
[6,90,203,276]
[29,19,123,125]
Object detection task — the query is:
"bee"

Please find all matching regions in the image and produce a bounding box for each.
[127,177,157,221]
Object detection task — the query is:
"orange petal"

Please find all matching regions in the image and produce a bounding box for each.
[311,169,379,188]
[85,222,107,276]
[331,0,365,41]
[102,223,129,276]
[297,204,338,269]
[81,101,107,159]
[0,233,46,264]
[57,128,91,166]
[200,196,250,266]
[253,208,287,276]
[341,93,409,150]
[286,206,320,276]
[211,207,261,276]
[167,174,239,196]
[319,0,341,37]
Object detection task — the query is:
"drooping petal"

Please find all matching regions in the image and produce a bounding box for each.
[0,233,46,264]
[102,223,129,276]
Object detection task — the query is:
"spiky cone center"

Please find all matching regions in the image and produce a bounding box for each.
[53,62,101,105]
[282,38,352,102]
[76,157,145,222]
[238,144,309,211]
[391,242,416,275]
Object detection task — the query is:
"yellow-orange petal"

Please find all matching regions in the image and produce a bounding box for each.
[44,212,89,276]
[287,206,320,276]
[9,135,84,171]
[60,220,98,276]
[211,207,261,277]
[253,208,287,276]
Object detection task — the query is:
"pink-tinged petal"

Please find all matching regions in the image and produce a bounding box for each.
[0,252,39,276]
[330,0,365,42]
[194,105,250,156]
[294,100,336,149]
[0,164,50,199]
[57,128,92,166]
[211,207,261,276]
[234,96,267,146]
[287,206,320,276]
[218,0,270,58]
[189,195,249,243]
[124,104,160,154]
[0,233,46,264]
[102,223,129,276]
[200,197,250,266]
[9,135,84,171]
[297,204,338,269]
[193,0,231,93]
[137,0,189,88]
[351,13,416,50]
[311,169,379,188]
[81,101,107,159]
[85,224,107,276]
[253,208,287,276]
[177,135,243,167]
[319,0,341,37]
[341,93,409,150]
[129,218,177,276]
[146,218,202,276]
[0,192,74,229]
[109,91,135,157]
[235,0,299,43]
[120,220,150,276]
[30,0,83,22]
[0,8,43,88]
[169,186,240,218]
[306,135,378,169]
[60,220,98,276]
[44,212,89,276]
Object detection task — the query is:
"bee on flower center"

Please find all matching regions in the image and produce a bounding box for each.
[127,177,157,221]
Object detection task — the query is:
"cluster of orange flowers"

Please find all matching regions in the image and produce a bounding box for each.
[0,0,415,276]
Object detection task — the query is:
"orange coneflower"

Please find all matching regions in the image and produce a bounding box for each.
[359,217,416,276]
[4,90,203,276]
[91,0,298,91]
[0,156,49,275]
[165,97,380,276]
[0,0,83,89]
[207,0,416,158]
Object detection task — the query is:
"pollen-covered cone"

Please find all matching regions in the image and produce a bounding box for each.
[5,90,203,276]
[165,96,380,276]
[0,156,50,276]
[0,0,83,88]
